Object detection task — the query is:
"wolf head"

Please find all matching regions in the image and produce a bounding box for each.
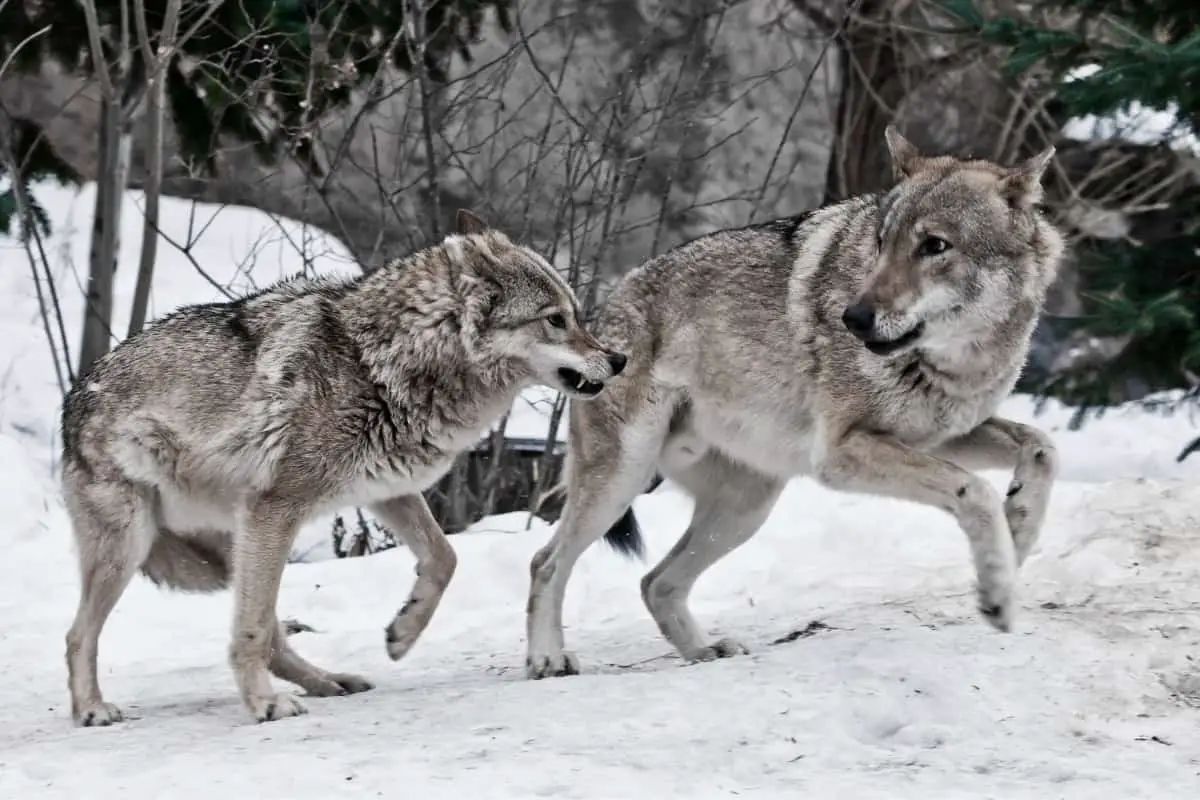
[841,127,1062,357]
[451,209,627,398]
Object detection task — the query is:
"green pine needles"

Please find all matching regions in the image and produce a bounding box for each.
[945,0,1200,428]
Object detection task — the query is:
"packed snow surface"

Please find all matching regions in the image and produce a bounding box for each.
[0,183,1198,798]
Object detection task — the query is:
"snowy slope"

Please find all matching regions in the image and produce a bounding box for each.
[1,182,1199,798]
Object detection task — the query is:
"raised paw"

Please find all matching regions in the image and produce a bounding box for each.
[249,692,308,723]
[526,651,581,680]
[977,586,1015,633]
[74,701,125,728]
[384,611,423,662]
[686,637,750,663]
[302,672,375,698]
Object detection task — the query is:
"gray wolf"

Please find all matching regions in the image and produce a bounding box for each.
[525,128,1065,678]
[61,209,626,725]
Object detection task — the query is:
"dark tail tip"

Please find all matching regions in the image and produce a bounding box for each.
[600,472,661,561]
[602,507,646,560]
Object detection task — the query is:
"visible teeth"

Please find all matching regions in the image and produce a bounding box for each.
[576,375,587,389]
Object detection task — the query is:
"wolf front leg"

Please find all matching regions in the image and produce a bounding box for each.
[935,417,1059,566]
[814,428,1018,631]
[229,495,309,723]
[371,494,457,662]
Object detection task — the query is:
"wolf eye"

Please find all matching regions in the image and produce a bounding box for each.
[917,236,951,257]
[545,313,567,329]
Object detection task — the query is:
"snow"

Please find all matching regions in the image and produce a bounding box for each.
[1062,64,1200,155]
[1,182,1199,798]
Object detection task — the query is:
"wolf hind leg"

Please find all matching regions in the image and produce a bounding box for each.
[525,405,671,679]
[268,615,374,697]
[64,472,157,727]
[642,450,783,662]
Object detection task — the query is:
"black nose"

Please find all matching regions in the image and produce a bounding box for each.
[841,302,876,338]
[607,352,628,375]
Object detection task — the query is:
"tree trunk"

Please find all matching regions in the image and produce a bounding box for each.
[127,0,182,338]
[822,0,906,201]
[77,94,130,381]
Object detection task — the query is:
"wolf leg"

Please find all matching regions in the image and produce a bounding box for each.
[525,409,668,679]
[642,450,783,661]
[64,475,156,727]
[372,495,457,662]
[815,428,1018,631]
[267,616,374,697]
[935,416,1058,566]
[228,495,308,723]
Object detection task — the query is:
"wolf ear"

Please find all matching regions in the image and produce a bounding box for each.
[884,125,923,179]
[456,208,489,235]
[1000,146,1055,209]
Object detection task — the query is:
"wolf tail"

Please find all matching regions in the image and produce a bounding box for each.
[600,474,664,560]
[139,530,231,592]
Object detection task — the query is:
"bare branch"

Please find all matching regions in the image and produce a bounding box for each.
[79,0,116,99]
[0,24,52,83]
[127,0,183,337]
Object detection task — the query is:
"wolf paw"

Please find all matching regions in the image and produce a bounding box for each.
[303,672,375,697]
[249,692,308,723]
[977,587,1015,633]
[74,701,125,727]
[525,651,581,679]
[328,672,374,695]
[384,613,424,662]
[686,637,750,663]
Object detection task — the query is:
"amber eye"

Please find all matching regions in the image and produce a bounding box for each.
[545,313,567,329]
[917,236,951,257]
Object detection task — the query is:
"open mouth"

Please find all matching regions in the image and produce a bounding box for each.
[863,322,926,356]
[557,367,605,397]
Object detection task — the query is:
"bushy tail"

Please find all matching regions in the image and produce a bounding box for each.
[600,474,664,560]
[139,530,231,592]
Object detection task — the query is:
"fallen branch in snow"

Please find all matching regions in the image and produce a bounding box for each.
[1176,435,1200,463]
[770,620,837,645]
[609,653,680,670]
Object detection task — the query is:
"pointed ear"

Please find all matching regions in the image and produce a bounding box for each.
[456,208,489,235]
[884,125,923,179]
[1000,146,1055,209]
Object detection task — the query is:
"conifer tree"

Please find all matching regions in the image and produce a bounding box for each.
[945,0,1200,433]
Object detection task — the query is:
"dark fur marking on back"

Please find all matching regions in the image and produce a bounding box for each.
[225,305,257,354]
[654,210,818,264]
[738,210,816,246]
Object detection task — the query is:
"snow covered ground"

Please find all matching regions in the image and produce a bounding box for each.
[1,183,1199,798]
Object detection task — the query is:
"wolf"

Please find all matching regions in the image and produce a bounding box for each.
[525,128,1066,678]
[61,209,626,725]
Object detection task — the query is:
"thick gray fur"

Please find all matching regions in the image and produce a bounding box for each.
[525,129,1065,679]
[61,209,626,725]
